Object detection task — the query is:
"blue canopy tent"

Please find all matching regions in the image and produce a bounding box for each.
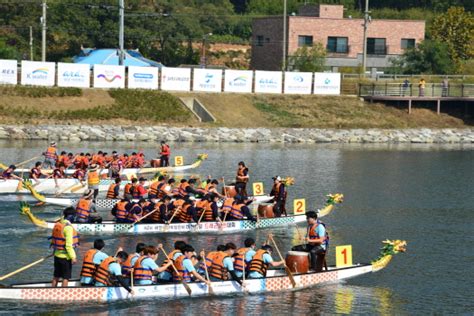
[73,48,162,68]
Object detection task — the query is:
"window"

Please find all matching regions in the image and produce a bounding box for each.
[256,35,264,47]
[327,37,348,53]
[298,35,313,47]
[401,38,415,50]
[367,38,387,55]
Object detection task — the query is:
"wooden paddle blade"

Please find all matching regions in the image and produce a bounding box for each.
[208,285,214,295]
[285,266,297,288]
[182,280,192,295]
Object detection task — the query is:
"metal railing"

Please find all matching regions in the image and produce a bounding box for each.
[359,83,474,98]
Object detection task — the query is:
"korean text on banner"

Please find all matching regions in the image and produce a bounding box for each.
[224,69,253,93]
[128,66,158,90]
[161,67,191,91]
[57,63,90,88]
[314,72,341,95]
[193,68,222,92]
[93,64,125,89]
[284,72,312,94]
[254,70,282,94]
[21,61,55,86]
[0,59,18,85]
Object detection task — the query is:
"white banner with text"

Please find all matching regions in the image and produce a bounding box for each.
[193,69,223,92]
[314,72,341,95]
[57,63,90,88]
[93,64,125,88]
[21,61,56,86]
[161,67,191,91]
[0,59,18,85]
[224,70,253,93]
[254,70,282,94]
[284,72,313,94]
[128,66,158,90]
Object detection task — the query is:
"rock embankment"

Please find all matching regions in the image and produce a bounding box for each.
[0,125,473,143]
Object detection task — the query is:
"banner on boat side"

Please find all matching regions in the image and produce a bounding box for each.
[93,64,125,89]
[284,72,313,94]
[161,67,191,91]
[57,63,90,88]
[313,72,341,95]
[128,66,158,90]
[254,71,283,94]
[0,59,17,85]
[193,68,223,92]
[20,61,56,86]
[224,69,253,93]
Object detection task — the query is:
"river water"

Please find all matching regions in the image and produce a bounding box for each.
[0,141,472,314]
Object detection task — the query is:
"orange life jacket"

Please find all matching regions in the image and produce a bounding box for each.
[176,204,192,223]
[148,181,164,198]
[75,198,92,220]
[127,204,143,221]
[157,183,170,199]
[196,200,214,221]
[50,221,79,250]
[230,203,245,220]
[236,167,248,183]
[56,155,66,167]
[234,247,250,272]
[249,249,269,277]
[203,251,219,270]
[148,202,162,222]
[107,183,119,199]
[124,183,132,196]
[122,253,140,277]
[80,249,99,278]
[87,170,100,186]
[93,256,117,285]
[115,201,129,220]
[172,255,191,282]
[178,182,189,197]
[209,251,230,280]
[133,256,154,281]
[45,146,57,159]
[161,250,182,274]
[222,198,234,213]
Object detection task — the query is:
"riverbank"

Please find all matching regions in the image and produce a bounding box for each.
[1,125,473,143]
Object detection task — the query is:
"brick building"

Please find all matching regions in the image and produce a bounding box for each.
[251,4,425,72]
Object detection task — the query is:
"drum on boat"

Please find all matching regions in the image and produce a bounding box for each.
[222,186,237,198]
[257,203,275,218]
[150,159,161,167]
[285,251,310,273]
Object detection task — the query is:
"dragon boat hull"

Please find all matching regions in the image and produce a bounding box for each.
[0,264,375,302]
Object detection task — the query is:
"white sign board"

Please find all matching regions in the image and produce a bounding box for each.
[254,70,282,94]
[224,70,253,93]
[284,72,313,94]
[314,72,341,95]
[21,61,55,86]
[93,65,125,88]
[193,69,222,92]
[57,63,90,88]
[128,66,158,90]
[161,67,191,91]
[0,59,17,85]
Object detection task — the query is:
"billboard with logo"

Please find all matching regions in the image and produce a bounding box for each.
[0,59,18,85]
[193,69,222,92]
[161,67,191,91]
[224,70,253,93]
[314,72,341,95]
[284,72,313,94]
[21,61,56,86]
[57,63,90,88]
[254,71,282,94]
[93,64,125,88]
[128,66,158,90]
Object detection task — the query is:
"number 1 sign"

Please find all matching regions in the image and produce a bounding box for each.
[335,245,353,268]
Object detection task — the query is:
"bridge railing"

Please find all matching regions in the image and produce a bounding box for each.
[358,83,474,98]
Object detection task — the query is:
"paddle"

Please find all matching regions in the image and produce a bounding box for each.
[241,252,248,293]
[32,174,53,188]
[159,246,192,295]
[130,206,160,226]
[0,254,53,281]
[130,268,135,297]
[164,207,181,231]
[268,234,296,288]
[15,155,41,168]
[194,208,207,232]
[201,250,214,295]
[70,182,86,193]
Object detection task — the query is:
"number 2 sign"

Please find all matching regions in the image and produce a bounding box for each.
[293,199,306,215]
[174,156,184,166]
[252,182,264,196]
[335,245,353,268]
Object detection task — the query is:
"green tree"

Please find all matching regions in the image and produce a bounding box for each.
[288,43,326,72]
[431,6,474,72]
[390,40,453,74]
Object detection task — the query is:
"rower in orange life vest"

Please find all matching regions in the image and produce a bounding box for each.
[172,245,210,284]
[93,250,133,295]
[124,178,137,200]
[157,178,177,199]
[204,242,242,285]
[52,163,66,189]
[80,239,109,285]
[43,141,58,169]
[159,141,171,167]
[51,207,79,288]
[233,238,257,278]
[270,176,287,217]
[74,189,102,223]
[141,195,172,224]
[131,177,148,199]
[235,161,249,197]
[158,240,186,281]
[291,211,328,272]
[148,175,166,200]
[133,245,173,285]
[174,197,198,223]
[107,152,123,178]
[56,151,67,168]
[124,198,147,223]
[122,242,146,281]
[106,177,122,199]
[177,178,200,199]
[195,194,220,222]
[87,164,101,201]
[227,196,256,222]
[248,244,285,279]
[112,198,132,223]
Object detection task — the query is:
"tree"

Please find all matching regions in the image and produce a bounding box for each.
[390,40,453,74]
[288,43,326,72]
[431,6,474,72]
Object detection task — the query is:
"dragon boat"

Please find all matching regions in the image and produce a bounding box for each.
[19,194,344,235]
[0,240,406,302]
[3,154,207,178]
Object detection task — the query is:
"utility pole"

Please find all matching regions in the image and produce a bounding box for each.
[41,0,47,61]
[282,0,287,71]
[29,26,34,61]
[362,0,369,74]
[118,0,125,65]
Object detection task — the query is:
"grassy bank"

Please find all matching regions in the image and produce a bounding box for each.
[0,86,468,128]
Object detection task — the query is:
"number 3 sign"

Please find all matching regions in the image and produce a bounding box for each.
[252,182,264,196]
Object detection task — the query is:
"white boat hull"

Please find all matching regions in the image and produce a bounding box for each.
[0,179,131,194]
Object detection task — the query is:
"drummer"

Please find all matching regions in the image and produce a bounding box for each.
[248,245,285,278]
